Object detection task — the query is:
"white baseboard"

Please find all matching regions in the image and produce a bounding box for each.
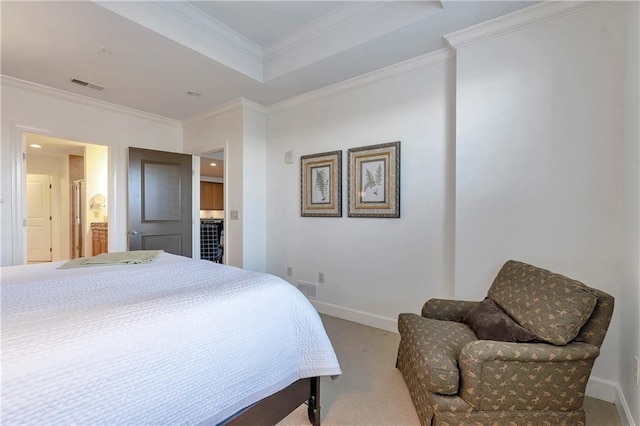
[311,300,398,333]
[587,376,618,402]
[614,382,636,426]
[312,301,634,425]
[585,375,635,426]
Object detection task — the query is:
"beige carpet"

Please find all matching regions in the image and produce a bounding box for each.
[279,314,621,426]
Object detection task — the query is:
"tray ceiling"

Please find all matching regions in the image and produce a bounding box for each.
[1,1,537,120]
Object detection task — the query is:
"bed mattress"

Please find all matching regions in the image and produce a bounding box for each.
[1,252,341,424]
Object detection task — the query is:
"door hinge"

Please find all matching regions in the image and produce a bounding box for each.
[22,152,26,162]
[50,248,52,252]
[49,184,52,189]
[50,216,52,220]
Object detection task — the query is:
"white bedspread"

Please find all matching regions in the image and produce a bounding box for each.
[1,252,341,425]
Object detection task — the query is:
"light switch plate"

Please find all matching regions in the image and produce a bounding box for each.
[284,150,294,164]
[230,210,239,220]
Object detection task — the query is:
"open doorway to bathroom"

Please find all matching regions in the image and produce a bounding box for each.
[25,133,108,263]
[199,149,224,264]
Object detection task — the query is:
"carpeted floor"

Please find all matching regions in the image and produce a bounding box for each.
[279,314,621,426]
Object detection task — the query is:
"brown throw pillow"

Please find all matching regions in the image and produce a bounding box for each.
[463,297,538,342]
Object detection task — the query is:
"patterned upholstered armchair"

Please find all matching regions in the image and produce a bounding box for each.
[396,260,614,426]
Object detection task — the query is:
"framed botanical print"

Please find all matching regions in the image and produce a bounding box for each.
[347,141,400,218]
[300,150,342,217]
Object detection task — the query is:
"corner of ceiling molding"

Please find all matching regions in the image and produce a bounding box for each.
[444,1,605,50]
[182,98,264,125]
[239,98,268,115]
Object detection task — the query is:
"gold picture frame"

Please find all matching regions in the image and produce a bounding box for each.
[347,141,400,218]
[300,150,342,217]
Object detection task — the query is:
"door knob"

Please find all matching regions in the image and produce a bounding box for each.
[130,230,142,235]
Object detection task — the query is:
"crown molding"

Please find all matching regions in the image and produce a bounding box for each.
[182,98,244,125]
[185,47,451,121]
[267,47,454,114]
[156,2,262,61]
[263,1,443,81]
[444,1,605,50]
[182,98,267,126]
[1,75,182,127]
[94,1,443,83]
[265,1,442,62]
[94,1,263,81]
[263,3,385,61]
[240,99,268,116]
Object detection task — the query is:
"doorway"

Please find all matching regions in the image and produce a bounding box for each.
[199,149,225,263]
[71,179,85,258]
[25,133,108,262]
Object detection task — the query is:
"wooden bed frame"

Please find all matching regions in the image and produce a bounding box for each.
[221,377,321,426]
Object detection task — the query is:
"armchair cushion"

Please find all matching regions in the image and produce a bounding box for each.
[458,340,600,411]
[397,313,477,395]
[462,297,538,342]
[488,260,598,345]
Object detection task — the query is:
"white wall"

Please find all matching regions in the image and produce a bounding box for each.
[621,1,640,424]
[0,78,183,266]
[452,2,626,399]
[266,52,456,331]
[242,107,267,272]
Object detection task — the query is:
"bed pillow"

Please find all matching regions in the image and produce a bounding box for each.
[463,297,538,342]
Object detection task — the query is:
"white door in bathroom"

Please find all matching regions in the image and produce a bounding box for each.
[26,173,52,263]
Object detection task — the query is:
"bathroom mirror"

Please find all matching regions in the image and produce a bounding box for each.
[90,194,106,209]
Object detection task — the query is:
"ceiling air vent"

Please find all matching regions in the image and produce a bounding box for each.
[70,78,105,91]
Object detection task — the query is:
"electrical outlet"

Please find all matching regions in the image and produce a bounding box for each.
[318,272,324,284]
[635,356,640,387]
[286,266,292,277]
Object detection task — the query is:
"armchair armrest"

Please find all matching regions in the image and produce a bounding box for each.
[458,340,600,411]
[421,298,478,321]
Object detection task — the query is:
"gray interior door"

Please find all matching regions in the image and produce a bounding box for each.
[128,147,192,257]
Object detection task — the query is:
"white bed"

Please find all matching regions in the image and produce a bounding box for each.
[1,252,341,425]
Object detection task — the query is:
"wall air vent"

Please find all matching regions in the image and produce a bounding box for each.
[70,78,105,91]
[297,281,317,300]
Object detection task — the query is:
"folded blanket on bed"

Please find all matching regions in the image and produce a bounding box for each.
[59,250,163,269]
